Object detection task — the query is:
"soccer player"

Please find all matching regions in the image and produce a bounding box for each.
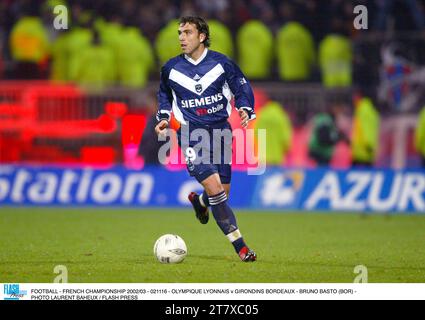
[154,16,257,262]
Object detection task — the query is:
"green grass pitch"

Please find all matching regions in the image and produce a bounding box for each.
[1,208,425,283]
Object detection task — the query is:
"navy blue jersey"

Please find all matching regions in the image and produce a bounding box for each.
[156,49,255,126]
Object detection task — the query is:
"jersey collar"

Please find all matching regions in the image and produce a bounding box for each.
[184,48,208,65]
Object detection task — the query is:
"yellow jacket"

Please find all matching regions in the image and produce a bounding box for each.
[237,20,273,79]
[351,98,380,163]
[276,22,315,81]
[254,101,292,165]
[155,20,182,66]
[319,35,352,87]
[10,17,50,63]
[208,20,233,58]
[415,107,425,157]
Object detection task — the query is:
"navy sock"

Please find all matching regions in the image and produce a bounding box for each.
[209,191,246,253]
[201,191,210,207]
[231,238,246,254]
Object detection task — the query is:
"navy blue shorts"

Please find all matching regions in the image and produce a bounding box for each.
[177,121,232,184]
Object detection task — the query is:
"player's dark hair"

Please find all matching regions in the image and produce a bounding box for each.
[179,16,210,47]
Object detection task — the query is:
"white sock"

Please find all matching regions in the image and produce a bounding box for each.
[226,229,242,243]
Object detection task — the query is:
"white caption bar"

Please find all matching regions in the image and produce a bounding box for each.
[1,283,425,300]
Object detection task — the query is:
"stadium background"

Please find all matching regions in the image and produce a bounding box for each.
[1,0,425,283]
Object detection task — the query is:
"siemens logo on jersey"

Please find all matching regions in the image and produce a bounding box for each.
[181,93,224,108]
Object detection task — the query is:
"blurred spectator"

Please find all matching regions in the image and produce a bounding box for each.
[319,34,352,87]
[233,0,252,28]
[0,56,3,80]
[378,42,414,112]
[249,0,278,33]
[66,19,93,82]
[155,19,181,66]
[295,0,326,41]
[50,28,68,81]
[374,0,425,32]
[180,0,197,17]
[9,15,50,79]
[120,0,139,27]
[137,2,172,43]
[116,27,155,88]
[351,95,380,167]
[73,30,115,89]
[97,18,122,59]
[325,0,354,37]
[0,1,7,37]
[0,1,7,62]
[254,100,292,165]
[277,1,297,24]
[276,22,315,81]
[0,33,4,79]
[207,19,234,58]
[196,0,229,14]
[308,104,350,166]
[237,20,273,79]
[415,106,425,167]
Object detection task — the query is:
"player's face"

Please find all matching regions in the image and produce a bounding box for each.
[178,23,205,56]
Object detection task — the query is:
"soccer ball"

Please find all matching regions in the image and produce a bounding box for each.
[153,234,187,264]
